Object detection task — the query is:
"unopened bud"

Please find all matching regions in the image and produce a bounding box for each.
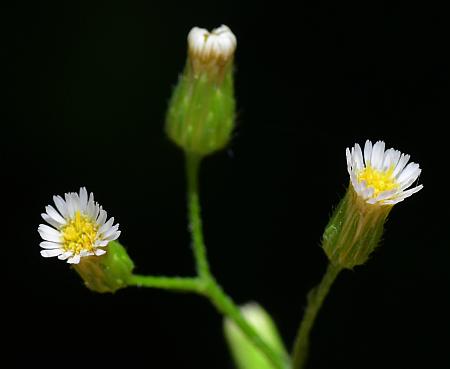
[166,25,237,156]
[223,303,288,369]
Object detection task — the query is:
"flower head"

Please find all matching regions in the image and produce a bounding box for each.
[346,140,423,205]
[322,140,424,269]
[38,187,120,264]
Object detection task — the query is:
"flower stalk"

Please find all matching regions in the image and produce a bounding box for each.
[291,264,341,369]
[186,153,211,278]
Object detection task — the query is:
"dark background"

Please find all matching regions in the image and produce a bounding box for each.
[4,1,448,368]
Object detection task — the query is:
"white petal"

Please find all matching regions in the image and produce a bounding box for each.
[38,224,62,242]
[67,255,81,264]
[93,204,100,222]
[41,213,61,229]
[102,224,119,239]
[393,154,410,177]
[41,249,63,258]
[380,199,398,205]
[354,144,364,171]
[95,240,109,247]
[388,149,401,171]
[79,187,88,212]
[86,193,96,218]
[97,208,107,226]
[53,195,68,218]
[40,241,61,249]
[369,189,398,203]
[104,230,120,241]
[45,205,66,225]
[72,192,81,208]
[399,185,423,200]
[80,250,95,257]
[98,217,114,234]
[349,173,361,193]
[58,251,73,260]
[397,163,420,184]
[67,192,81,217]
[346,148,352,175]
[364,140,373,166]
[399,169,421,191]
[38,224,59,234]
[94,249,106,256]
[371,141,385,170]
[381,148,394,171]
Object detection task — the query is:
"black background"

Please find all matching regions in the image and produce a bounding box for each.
[4,1,449,368]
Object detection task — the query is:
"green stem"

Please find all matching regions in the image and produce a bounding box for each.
[128,275,205,293]
[185,152,287,369]
[186,152,211,278]
[127,152,287,369]
[291,263,342,369]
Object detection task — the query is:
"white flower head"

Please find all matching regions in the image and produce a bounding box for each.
[187,25,236,77]
[38,187,121,264]
[346,140,423,205]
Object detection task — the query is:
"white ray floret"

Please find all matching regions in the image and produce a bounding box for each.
[38,187,121,264]
[188,25,237,63]
[346,140,423,205]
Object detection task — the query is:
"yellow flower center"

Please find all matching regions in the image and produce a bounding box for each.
[357,166,399,198]
[61,211,98,255]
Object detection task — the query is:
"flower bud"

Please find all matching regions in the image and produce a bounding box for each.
[223,303,288,369]
[73,240,134,293]
[166,25,236,156]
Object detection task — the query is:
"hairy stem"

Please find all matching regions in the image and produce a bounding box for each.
[127,152,288,369]
[291,263,342,369]
[185,152,287,369]
[186,153,211,278]
[128,275,205,293]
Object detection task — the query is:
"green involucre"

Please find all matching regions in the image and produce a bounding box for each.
[166,62,235,156]
[322,185,392,269]
[73,240,134,293]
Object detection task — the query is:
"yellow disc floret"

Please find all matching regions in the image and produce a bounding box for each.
[61,211,98,255]
[357,166,399,198]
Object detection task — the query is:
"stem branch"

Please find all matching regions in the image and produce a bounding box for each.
[128,275,205,293]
